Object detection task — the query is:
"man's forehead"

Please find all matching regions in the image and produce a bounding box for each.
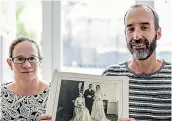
[125,7,154,26]
[127,22,151,28]
[130,6,151,12]
[126,6,153,17]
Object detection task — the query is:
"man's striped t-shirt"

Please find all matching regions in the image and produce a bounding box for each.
[102,61,171,121]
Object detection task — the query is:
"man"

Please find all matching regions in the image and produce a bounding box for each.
[102,4,171,121]
[39,4,171,121]
[84,84,95,114]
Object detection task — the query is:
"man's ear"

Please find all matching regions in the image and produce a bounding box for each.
[7,58,13,70]
[124,30,128,41]
[124,30,126,36]
[156,27,162,40]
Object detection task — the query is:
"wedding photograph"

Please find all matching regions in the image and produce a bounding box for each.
[46,71,129,121]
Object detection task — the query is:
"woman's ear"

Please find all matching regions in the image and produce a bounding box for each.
[7,58,13,70]
[39,58,43,67]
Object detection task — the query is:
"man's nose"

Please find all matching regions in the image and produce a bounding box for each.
[22,60,31,68]
[133,29,142,40]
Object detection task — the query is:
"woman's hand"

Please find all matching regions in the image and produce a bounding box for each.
[40,114,52,121]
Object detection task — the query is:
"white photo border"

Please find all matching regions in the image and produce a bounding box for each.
[46,70,129,120]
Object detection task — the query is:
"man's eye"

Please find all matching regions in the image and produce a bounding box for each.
[142,26,149,30]
[127,28,134,33]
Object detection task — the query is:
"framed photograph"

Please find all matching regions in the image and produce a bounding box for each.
[46,70,129,121]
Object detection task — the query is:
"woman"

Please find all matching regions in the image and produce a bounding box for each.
[91,85,110,121]
[0,37,50,121]
[70,92,92,121]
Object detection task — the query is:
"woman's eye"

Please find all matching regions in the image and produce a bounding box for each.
[29,57,35,60]
[17,57,24,61]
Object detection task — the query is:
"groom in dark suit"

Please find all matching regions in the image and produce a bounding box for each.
[84,84,95,114]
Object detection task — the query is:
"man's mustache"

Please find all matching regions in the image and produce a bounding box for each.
[129,39,149,48]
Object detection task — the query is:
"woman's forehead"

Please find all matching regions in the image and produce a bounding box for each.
[13,41,38,56]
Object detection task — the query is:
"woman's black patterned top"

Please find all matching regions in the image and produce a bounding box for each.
[0,82,50,121]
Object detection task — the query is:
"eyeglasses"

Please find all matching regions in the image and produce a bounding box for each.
[10,56,42,64]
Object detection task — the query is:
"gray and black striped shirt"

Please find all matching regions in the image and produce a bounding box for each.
[102,61,171,121]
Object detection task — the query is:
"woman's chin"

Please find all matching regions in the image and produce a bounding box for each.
[20,75,37,82]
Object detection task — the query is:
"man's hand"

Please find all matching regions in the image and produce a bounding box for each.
[40,114,52,121]
[118,118,136,121]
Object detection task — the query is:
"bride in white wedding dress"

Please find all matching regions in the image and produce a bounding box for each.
[91,85,110,121]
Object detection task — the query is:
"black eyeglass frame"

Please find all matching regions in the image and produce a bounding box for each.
[10,56,43,64]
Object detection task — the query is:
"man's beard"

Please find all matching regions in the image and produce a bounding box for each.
[127,34,157,60]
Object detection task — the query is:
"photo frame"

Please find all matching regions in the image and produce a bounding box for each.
[46,70,129,121]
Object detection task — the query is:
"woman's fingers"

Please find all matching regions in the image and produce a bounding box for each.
[119,118,136,121]
[40,114,52,121]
